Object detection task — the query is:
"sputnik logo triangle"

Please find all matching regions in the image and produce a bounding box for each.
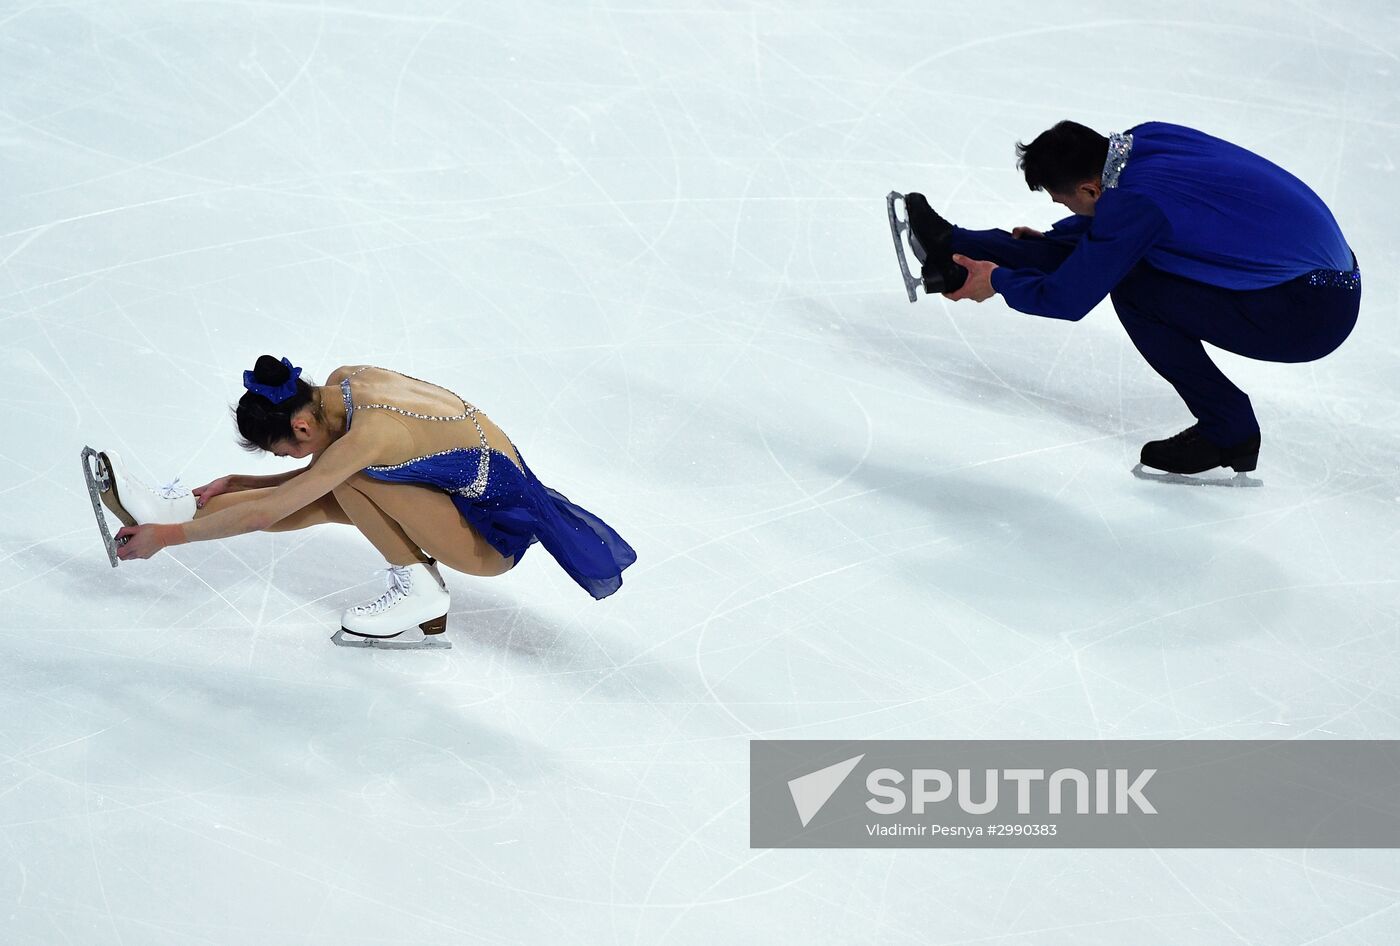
[787,754,865,828]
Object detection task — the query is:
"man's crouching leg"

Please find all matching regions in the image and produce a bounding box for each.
[1111,264,1262,473]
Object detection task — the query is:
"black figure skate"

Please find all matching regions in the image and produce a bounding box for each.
[1131,425,1263,488]
[886,191,968,302]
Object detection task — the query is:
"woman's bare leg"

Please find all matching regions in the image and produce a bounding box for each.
[195,487,351,531]
[329,480,428,567]
[196,479,511,578]
[334,473,514,577]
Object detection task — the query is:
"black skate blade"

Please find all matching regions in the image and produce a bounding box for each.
[886,192,921,303]
[80,446,121,568]
[330,628,451,650]
[1131,463,1262,488]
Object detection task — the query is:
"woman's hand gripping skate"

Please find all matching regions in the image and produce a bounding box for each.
[114,524,185,561]
[192,476,238,509]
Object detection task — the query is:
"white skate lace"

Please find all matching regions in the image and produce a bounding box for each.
[155,478,189,500]
[352,565,414,616]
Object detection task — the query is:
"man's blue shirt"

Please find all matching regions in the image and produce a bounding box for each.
[990,122,1354,320]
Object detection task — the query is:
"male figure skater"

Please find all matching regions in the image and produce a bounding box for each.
[903,120,1359,477]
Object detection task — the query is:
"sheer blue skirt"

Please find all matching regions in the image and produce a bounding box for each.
[362,449,635,599]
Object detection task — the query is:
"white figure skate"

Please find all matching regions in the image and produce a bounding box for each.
[331,561,452,650]
[80,447,196,566]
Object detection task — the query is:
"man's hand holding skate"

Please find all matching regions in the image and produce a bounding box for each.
[943,254,998,302]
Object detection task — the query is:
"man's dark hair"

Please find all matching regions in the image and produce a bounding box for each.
[1015,121,1110,193]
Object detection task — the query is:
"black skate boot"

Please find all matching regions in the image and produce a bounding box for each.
[1139,424,1261,475]
[904,193,967,294]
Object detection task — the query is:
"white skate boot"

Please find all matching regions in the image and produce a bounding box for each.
[331,560,452,650]
[80,446,196,566]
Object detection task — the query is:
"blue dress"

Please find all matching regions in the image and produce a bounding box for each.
[340,370,635,599]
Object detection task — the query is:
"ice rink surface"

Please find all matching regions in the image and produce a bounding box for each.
[2,1,1399,942]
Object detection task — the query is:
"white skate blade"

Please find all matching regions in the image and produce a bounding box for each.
[330,627,451,650]
[80,446,122,567]
[886,191,921,303]
[1131,463,1262,488]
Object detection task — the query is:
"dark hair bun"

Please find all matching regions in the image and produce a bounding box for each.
[234,356,317,453]
[252,354,291,386]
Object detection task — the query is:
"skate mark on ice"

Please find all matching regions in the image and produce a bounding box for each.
[27,19,325,201]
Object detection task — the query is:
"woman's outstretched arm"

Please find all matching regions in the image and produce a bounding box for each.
[115,424,396,560]
[192,464,310,509]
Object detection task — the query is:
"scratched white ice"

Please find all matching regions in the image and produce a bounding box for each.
[2,1,1399,944]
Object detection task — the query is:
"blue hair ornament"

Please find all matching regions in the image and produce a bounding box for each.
[242,357,303,405]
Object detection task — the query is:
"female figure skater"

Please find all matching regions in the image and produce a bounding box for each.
[97,356,635,646]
